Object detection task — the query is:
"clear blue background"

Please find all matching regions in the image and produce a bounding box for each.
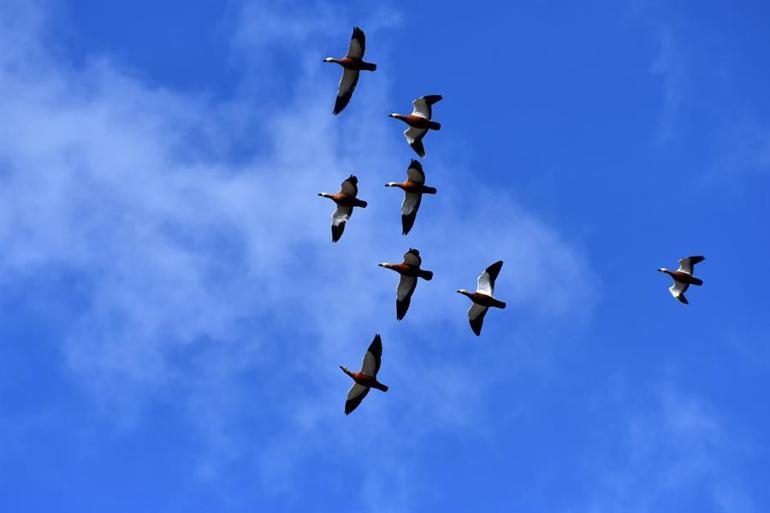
[1,1,769,512]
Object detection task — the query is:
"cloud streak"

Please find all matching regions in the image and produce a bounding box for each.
[0,1,597,509]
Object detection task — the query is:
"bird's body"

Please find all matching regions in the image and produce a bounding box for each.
[459,291,507,309]
[340,368,389,392]
[324,57,377,71]
[323,27,377,115]
[385,160,437,235]
[390,114,441,131]
[340,335,388,415]
[389,95,443,158]
[658,256,705,305]
[318,175,367,242]
[379,248,433,320]
[457,260,506,336]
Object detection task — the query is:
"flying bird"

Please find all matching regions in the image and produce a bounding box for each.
[658,256,705,305]
[457,260,506,336]
[318,175,368,242]
[323,27,377,115]
[389,95,442,158]
[340,334,388,415]
[379,248,434,320]
[385,160,437,235]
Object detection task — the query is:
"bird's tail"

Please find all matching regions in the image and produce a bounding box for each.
[362,62,377,71]
[429,121,442,131]
[494,299,507,309]
[422,186,437,194]
[690,277,703,286]
[355,199,368,208]
[419,270,434,281]
[374,382,389,392]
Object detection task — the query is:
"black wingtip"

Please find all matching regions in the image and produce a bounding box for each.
[402,215,416,235]
[396,301,409,321]
[411,144,426,158]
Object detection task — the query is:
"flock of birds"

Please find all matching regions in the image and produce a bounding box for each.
[321,27,707,415]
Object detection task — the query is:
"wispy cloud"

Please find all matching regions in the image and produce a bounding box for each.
[575,380,755,513]
[0,0,596,509]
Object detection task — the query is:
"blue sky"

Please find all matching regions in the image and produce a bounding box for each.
[1,0,769,511]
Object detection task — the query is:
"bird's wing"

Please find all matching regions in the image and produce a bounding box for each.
[403,248,421,267]
[669,280,690,303]
[406,159,425,183]
[331,205,352,242]
[677,256,705,275]
[411,95,442,119]
[346,27,366,60]
[340,175,358,196]
[345,383,369,415]
[468,303,488,336]
[404,127,428,158]
[333,68,360,115]
[396,275,417,320]
[477,260,504,296]
[361,334,382,376]
[401,193,422,235]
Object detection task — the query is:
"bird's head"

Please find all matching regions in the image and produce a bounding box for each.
[323,57,335,63]
[457,289,470,297]
[385,182,398,187]
[657,267,668,273]
[339,365,350,374]
[388,113,400,119]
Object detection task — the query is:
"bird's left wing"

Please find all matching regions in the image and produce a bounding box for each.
[346,27,366,60]
[411,95,442,119]
[477,260,504,296]
[406,159,425,183]
[361,334,382,376]
[677,256,705,275]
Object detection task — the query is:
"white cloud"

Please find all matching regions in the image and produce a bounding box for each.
[0,1,597,509]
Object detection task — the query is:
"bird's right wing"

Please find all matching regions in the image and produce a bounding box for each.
[334,68,360,115]
[669,280,690,303]
[404,127,428,158]
[345,383,370,414]
[396,275,417,320]
[401,193,422,235]
[468,303,488,336]
[331,205,352,242]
